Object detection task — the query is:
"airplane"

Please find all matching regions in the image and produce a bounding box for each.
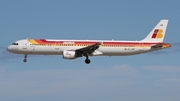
[7,20,171,64]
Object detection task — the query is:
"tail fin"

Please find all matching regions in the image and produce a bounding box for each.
[141,20,168,42]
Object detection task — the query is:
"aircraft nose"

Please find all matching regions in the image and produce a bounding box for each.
[7,46,12,52]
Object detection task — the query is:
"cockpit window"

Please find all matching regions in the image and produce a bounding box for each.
[12,43,18,45]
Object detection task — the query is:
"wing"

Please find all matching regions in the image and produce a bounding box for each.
[75,42,102,56]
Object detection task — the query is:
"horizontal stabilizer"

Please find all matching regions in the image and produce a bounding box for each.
[151,43,171,49]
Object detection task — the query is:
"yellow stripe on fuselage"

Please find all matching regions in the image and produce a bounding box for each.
[28,39,39,44]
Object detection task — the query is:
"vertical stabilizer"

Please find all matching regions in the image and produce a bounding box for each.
[141,20,168,42]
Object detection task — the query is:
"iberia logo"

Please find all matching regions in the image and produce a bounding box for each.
[151,29,163,38]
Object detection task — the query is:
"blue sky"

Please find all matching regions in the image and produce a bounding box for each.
[0,0,180,101]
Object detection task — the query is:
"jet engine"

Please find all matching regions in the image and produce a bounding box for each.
[62,50,77,59]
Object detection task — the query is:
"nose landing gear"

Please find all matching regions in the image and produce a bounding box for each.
[23,54,27,63]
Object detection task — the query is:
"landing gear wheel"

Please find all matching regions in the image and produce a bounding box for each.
[23,54,27,63]
[85,59,91,64]
[23,59,27,63]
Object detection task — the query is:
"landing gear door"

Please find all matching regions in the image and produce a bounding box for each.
[139,42,144,51]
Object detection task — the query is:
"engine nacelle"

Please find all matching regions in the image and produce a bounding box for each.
[63,50,76,60]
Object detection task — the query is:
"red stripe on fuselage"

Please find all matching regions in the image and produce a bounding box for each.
[32,39,162,45]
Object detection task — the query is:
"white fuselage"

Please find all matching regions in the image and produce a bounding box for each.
[7,39,160,56]
[6,20,170,64]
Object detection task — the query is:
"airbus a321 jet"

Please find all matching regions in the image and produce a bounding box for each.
[7,20,171,64]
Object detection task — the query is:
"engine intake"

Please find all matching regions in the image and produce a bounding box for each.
[62,50,76,59]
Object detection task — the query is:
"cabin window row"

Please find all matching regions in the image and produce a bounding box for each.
[30,44,135,47]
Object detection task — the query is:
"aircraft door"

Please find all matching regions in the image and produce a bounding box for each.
[22,40,28,49]
[55,41,60,50]
[31,45,36,51]
[139,42,144,51]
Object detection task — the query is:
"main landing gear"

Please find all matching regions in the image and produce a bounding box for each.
[23,54,27,63]
[85,55,91,64]
[22,54,91,64]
